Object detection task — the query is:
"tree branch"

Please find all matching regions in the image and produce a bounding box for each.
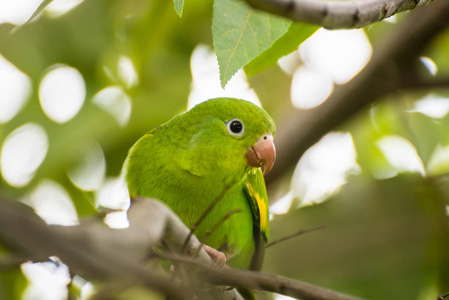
[182,181,237,254]
[398,76,449,90]
[244,0,434,29]
[266,0,449,186]
[0,196,362,300]
[0,197,240,300]
[265,225,327,248]
[162,254,365,300]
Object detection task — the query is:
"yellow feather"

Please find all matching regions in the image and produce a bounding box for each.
[246,182,268,235]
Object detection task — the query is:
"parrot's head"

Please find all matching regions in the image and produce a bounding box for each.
[186,98,276,177]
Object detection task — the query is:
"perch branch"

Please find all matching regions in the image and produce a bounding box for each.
[162,253,365,300]
[0,196,364,300]
[0,196,240,300]
[244,0,434,29]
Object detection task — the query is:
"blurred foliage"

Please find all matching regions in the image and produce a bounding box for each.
[0,0,449,299]
[267,174,449,299]
[0,267,27,300]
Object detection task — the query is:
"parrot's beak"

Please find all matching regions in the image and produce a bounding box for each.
[245,134,276,175]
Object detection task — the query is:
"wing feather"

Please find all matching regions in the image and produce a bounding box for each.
[244,170,269,240]
[243,169,269,271]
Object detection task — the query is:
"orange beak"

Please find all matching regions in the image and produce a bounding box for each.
[245,134,276,175]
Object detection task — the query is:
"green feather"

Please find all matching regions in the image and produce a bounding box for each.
[125,97,275,270]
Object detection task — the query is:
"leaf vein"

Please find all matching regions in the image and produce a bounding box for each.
[266,13,271,43]
[223,9,253,83]
[217,2,244,23]
[247,22,259,54]
[215,29,242,44]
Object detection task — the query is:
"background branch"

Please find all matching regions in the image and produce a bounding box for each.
[398,76,449,90]
[244,0,434,29]
[266,0,449,186]
[265,225,327,248]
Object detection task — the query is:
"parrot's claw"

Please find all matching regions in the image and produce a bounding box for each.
[203,245,227,267]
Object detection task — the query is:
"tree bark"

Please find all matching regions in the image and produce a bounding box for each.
[0,196,362,299]
[245,0,434,28]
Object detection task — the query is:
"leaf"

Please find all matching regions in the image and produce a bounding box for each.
[24,0,54,25]
[245,22,319,76]
[173,0,184,17]
[212,0,291,87]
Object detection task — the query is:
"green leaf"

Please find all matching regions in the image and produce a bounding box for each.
[173,0,184,17]
[212,0,291,87]
[25,0,54,25]
[245,22,319,76]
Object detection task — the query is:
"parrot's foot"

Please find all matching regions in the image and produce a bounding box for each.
[203,244,227,267]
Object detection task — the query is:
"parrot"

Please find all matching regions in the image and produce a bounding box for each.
[124,97,276,273]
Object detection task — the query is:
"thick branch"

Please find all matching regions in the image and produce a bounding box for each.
[0,197,240,300]
[266,0,449,185]
[0,196,362,300]
[245,0,434,29]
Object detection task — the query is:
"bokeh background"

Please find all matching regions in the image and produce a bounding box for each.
[1,0,449,299]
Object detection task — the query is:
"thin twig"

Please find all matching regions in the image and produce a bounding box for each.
[438,292,449,300]
[196,208,242,255]
[160,238,187,282]
[158,238,195,292]
[181,181,238,254]
[266,224,327,248]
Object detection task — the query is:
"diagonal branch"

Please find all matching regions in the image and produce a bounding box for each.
[266,0,449,186]
[398,76,449,90]
[265,224,327,248]
[182,181,237,254]
[162,253,365,300]
[0,196,239,300]
[244,0,434,29]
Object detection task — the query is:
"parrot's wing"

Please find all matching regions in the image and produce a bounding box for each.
[125,130,157,199]
[243,169,269,271]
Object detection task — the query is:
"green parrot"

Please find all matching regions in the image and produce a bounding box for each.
[124,97,276,272]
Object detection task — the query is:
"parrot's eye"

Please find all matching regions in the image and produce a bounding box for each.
[226,119,244,137]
